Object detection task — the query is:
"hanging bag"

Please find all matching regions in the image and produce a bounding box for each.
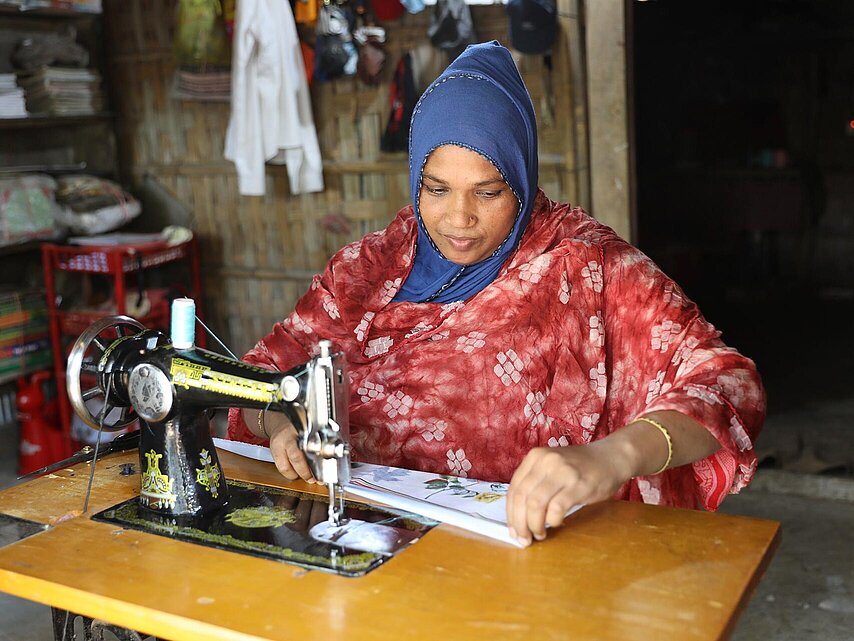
[427,0,475,58]
[354,24,387,85]
[314,3,358,81]
[380,53,417,152]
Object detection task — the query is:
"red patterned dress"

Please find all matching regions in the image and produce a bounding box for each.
[228,191,765,510]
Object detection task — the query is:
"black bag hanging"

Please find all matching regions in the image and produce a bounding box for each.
[314,3,359,82]
[427,0,475,59]
[380,52,417,153]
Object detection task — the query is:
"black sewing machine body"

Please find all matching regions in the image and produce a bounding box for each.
[65,317,350,523]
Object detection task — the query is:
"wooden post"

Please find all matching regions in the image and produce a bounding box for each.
[556,0,591,210]
[585,0,635,242]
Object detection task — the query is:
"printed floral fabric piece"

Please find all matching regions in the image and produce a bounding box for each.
[228,191,765,511]
[350,462,511,523]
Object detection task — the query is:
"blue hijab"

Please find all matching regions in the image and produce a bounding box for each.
[392,41,538,304]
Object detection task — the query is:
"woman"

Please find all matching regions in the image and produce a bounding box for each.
[229,41,764,547]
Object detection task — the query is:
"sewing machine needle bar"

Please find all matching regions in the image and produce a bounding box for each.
[327,483,347,526]
[327,483,336,524]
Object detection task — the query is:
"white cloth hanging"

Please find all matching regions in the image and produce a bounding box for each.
[224,0,324,196]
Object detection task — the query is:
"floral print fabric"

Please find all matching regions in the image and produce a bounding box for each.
[228,192,765,510]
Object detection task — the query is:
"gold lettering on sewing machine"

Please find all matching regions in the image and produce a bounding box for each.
[170,358,279,402]
[170,359,207,389]
[140,449,177,510]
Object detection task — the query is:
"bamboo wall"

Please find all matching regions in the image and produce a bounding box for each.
[104,0,586,355]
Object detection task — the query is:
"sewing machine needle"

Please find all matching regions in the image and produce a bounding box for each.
[327,483,339,525]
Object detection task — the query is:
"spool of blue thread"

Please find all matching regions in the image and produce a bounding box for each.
[171,297,195,350]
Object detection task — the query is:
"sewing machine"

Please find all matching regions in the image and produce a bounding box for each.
[64,305,351,524]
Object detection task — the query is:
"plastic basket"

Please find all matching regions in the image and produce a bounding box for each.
[47,241,191,274]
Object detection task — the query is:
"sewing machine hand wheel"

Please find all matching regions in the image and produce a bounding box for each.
[66,315,145,431]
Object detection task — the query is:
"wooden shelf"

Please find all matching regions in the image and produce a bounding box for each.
[0,240,48,258]
[0,3,100,18]
[0,113,113,130]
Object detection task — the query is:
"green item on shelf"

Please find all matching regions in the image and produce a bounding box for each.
[173,0,231,67]
[0,176,58,246]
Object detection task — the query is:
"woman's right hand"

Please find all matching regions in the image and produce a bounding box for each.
[267,414,317,483]
[246,409,317,483]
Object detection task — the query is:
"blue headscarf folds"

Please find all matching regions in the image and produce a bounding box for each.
[392,41,539,304]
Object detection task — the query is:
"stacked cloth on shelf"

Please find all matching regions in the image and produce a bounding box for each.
[0,174,141,243]
[15,66,104,116]
[54,175,141,235]
[0,75,26,119]
[172,67,231,102]
[0,174,59,246]
[0,290,51,382]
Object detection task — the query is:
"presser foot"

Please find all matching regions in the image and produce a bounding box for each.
[309,518,422,555]
[312,481,421,555]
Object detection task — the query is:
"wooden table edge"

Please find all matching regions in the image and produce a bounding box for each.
[717,521,782,641]
[0,565,268,641]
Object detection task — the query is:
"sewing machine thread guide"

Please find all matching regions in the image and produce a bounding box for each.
[82,382,111,514]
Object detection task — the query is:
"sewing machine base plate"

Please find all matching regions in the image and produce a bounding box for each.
[92,479,435,577]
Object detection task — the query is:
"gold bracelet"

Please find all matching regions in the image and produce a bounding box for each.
[257,410,269,439]
[635,416,673,475]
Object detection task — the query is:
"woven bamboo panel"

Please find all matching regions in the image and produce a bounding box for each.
[104,0,583,355]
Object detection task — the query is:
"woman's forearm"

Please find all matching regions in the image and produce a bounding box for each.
[599,410,722,480]
[241,408,265,439]
[241,408,295,441]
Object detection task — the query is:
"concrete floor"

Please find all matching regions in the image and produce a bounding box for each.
[723,490,854,641]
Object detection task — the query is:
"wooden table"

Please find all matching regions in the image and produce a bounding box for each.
[0,449,780,641]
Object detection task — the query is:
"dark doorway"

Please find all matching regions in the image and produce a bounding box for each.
[633,1,854,468]
[634,0,854,414]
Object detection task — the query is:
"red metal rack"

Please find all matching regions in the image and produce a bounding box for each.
[41,238,205,441]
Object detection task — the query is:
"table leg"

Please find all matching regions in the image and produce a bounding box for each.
[51,607,155,641]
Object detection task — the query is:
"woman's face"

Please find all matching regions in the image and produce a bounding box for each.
[419,145,519,266]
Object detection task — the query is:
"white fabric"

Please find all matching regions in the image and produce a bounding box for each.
[211,438,582,547]
[224,0,324,196]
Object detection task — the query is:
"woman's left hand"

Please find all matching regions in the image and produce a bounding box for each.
[506,411,721,546]
[506,441,633,546]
